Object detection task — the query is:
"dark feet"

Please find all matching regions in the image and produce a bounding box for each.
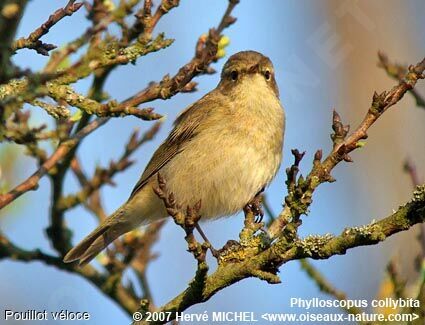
[245,193,264,223]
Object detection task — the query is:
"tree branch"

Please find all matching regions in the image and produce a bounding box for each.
[0,117,108,209]
[378,51,425,109]
[47,84,162,121]
[300,259,364,315]
[135,185,425,324]
[58,121,162,211]
[133,53,425,324]
[0,231,139,314]
[0,0,239,321]
[124,1,238,107]
[0,0,237,210]
[0,0,28,82]
[11,1,84,56]
[268,55,425,238]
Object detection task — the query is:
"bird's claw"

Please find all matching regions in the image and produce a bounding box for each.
[246,194,264,223]
[254,211,264,223]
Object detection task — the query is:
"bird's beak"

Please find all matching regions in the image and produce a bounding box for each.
[248,63,260,74]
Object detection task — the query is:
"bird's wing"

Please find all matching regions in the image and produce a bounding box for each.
[128,90,221,199]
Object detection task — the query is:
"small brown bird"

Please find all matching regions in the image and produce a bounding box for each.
[64,51,285,265]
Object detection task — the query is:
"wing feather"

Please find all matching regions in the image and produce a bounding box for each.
[129,91,220,198]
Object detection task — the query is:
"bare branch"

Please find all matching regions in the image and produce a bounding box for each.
[268,56,425,238]
[0,0,28,82]
[0,117,108,209]
[404,158,422,188]
[154,173,208,264]
[43,15,112,73]
[47,84,163,121]
[386,258,407,299]
[125,0,238,106]
[378,51,425,109]
[0,231,139,314]
[58,122,162,211]
[300,259,364,315]
[136,185,424,324]
[12,1,84,55]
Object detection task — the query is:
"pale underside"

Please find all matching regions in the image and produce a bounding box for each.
[124,73,285,226]
[63,71,285,265]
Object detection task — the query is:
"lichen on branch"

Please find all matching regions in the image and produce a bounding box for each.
[132,54,425,324]
[1,1,424,324]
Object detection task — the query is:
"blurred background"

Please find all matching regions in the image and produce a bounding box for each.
[1,0,425,323]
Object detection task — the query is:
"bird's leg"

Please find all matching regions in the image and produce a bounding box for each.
[245,187,265,223]
[195,223,219,258]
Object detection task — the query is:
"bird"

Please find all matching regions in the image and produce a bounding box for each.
[63,50,285,266]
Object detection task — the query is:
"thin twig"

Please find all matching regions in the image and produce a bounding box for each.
[268,56,425,238]
[300,259,364,315]
[404,158,422,187]
[378,51,425,109]
[0,118,108,209]
[58,122,162,210]
[386,258,407,299]
[12,1,84,55]
[0,231,139,314]
[125,0,237,107]
[43,15,113,73]
[135,184,425,324]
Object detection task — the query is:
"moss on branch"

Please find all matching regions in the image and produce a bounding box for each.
[46,84,162,120]
[134,185,425,324]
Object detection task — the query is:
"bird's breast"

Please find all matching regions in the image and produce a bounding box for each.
[162,87,285,219]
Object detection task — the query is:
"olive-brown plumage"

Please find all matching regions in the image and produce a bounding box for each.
[64,51,285,265]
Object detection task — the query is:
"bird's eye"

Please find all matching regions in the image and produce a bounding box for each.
[264,70,271,81]
[231,70,238,81]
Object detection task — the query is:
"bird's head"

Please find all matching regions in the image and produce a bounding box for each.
[218,50,279,98]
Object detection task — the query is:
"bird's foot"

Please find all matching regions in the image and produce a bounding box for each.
[245,194,264,223]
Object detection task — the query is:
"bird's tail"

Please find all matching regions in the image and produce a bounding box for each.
[63,206,133,266]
